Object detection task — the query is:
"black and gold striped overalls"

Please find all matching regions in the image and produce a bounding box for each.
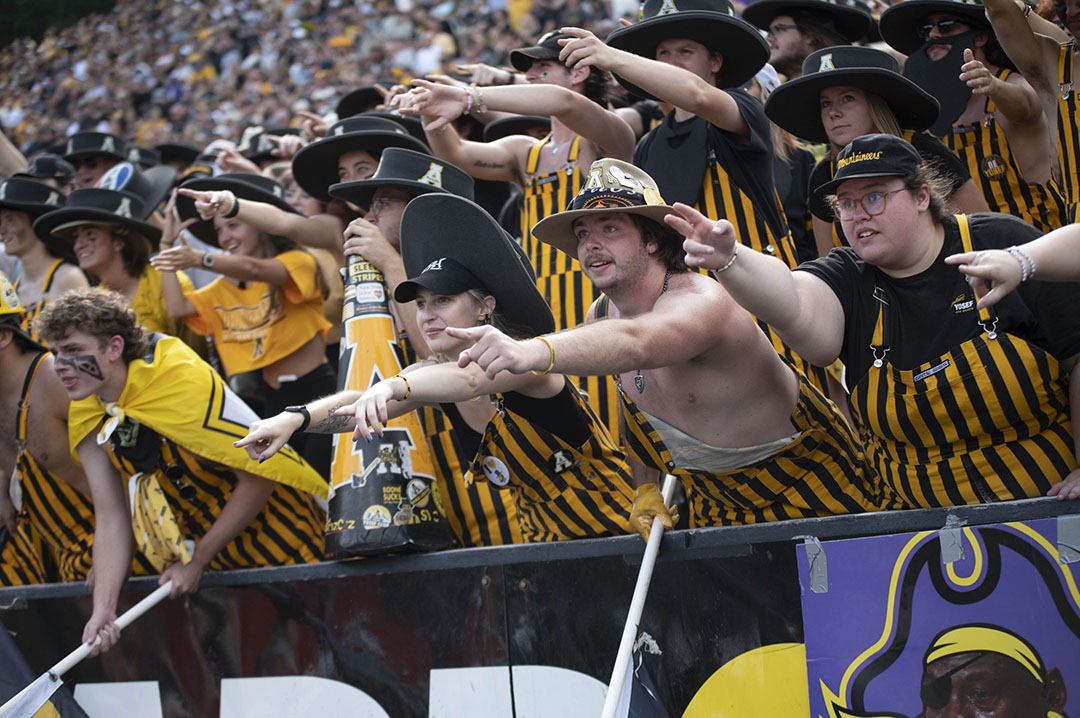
[945,68,1067,233]
[521,134,622,437]
[465,380,634,542]
[398,340,523,547]
[14,353,95,581]
[14,258,65,345]
[1056,41,1080,222]
[849,215,1077,508]
[106,428,325,569]
[698,147,828,391]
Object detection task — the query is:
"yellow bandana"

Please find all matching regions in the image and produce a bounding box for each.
[129,471,193,573]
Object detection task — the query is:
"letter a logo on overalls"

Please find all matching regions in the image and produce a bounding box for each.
[417,163,444,187]
[584,167,605,190]
[115,198,133,218]
[819,53,835,71]
[657,0,679,15]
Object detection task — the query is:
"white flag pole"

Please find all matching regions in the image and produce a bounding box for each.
[0,581,173,717]
[600,475,677,718]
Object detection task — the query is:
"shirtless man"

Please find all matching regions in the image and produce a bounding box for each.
[0,271,94,585]
[446,159,879,535]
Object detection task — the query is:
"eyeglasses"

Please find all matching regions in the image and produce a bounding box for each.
[917,17,965,39]
[830,188,906,220]
[766,23,798,37]
[367,197,408,218]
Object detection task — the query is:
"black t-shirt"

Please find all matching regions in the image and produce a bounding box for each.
[795,213,1080,388]
[776,146,817,264]
[635,90,786,239]
[807,133,971,244]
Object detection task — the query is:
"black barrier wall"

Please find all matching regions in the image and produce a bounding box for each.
[1,497,1077,717]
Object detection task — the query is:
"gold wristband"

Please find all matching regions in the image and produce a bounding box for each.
[530,336,556,376]
[393,374,411,399]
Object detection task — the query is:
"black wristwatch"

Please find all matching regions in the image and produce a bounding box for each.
[283,405,311,432]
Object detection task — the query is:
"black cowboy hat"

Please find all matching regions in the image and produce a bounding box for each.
[13,154,75,185]
[154,142,201,168]
[879,0,992,55]
[33,189,162,254]
[742,0,874,42]
[0,271,48,353]
[533,158,678,257]
[96,162,176,220]
[62,132,128,163]
[763,46,940,143]
[509,31,573,72]
[126,146,162,169]
[291,116,429,202]
[397,194,555,337]
[0,178,73,262]
[336,84,391,118]
[606,0,770,92]
[328,148,474,211]
[240,127,302,165]
[482,115,552,142]
[364,111,430,149]
[176,173,299,247]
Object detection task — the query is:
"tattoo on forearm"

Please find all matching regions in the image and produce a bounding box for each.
[55,354,104,380]
[309,403,353,433]
[474,160,504,169]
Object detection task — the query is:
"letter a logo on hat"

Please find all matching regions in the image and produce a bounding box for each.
[115,197,133,218]
[0,184,6,201]
[819,53,835,71]
[658,0,679,14]
[102,136,116,153]
[584,167,605,190]
[46,192,59,206]
[417,163,444,188]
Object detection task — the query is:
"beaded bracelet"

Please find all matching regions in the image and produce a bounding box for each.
[713,244,739,274]
[474,85,488,114]
[1006,245,1036,282]
[463,87,474,115]
[393,374,412,400]
[530,336,556,376]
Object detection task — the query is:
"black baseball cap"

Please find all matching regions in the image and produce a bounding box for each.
[394,256,488,302]
[815,134,921,196]
[510,31,572,72]
[14,154,76,186]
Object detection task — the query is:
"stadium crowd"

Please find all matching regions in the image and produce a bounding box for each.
[1,0,1079,660]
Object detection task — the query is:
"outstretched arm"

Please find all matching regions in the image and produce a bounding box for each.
[673,202,846,365]
[78,434,133,655]
[983,0,1060,93]
[557,27,747,135]
[945,222,1080,308]
[405,78,635,161]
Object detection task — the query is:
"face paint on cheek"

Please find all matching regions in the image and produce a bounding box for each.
[540,71,548,80]
[56,354,104,380]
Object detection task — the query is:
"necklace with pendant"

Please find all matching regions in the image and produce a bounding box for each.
[634,269,673,393]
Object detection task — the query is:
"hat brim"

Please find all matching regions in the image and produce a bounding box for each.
[327,178,450,211]
[0,317,48,353]
[0,199,77,262]
[606,14,770,92]
[363,112,430,148]
[532,204,678,258]
[482,115,551,142]
[394,267,486,303]
[815,168,908,197]
[154,143,201,166]
[509,47,560,72]
[33,207,161,250]
[878,0,990,55]
[291,131,429,202]
[62,149,127,163]
[763,68,940,143]
[399,194,555,337]
[741,0,874,40]
[176,176,300,247]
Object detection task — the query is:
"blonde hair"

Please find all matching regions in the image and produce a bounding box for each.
[827,91,904,160]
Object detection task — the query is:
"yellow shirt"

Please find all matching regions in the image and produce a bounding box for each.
[182,250,331,375]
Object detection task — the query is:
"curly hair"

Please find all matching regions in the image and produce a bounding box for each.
[631,214,687,272]
[34,287,148,363]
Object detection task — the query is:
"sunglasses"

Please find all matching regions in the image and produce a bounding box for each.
[917,17,966,39]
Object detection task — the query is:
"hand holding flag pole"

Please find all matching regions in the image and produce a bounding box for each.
[0,581,173,718]
[601,475,677,718]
